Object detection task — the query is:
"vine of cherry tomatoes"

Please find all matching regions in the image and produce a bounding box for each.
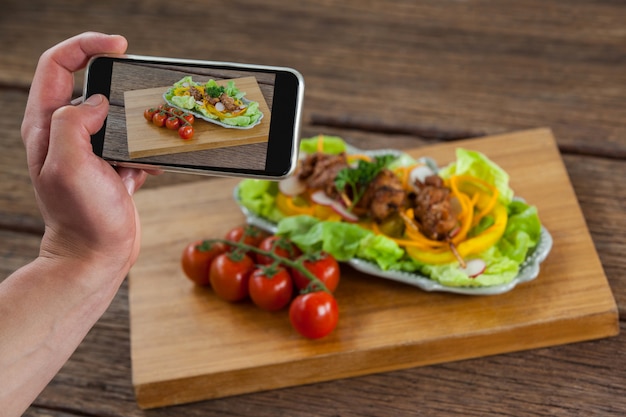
[144,104,195,140]
[181,224,341,339]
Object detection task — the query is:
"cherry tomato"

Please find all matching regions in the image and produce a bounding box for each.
[144,108,157,122]
[256,236,302,265]
[224,225,269,250]
[209,252,255,302]
[248,266,294,311]
[289,291,339,339]
[182,113,195,125]
[152,111,167,127]
[178,125,194,140]
[291,252,340,292]
[181,240,227,286]
[166,116,181,130]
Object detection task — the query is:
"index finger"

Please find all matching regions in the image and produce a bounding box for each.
[21,32,127,172]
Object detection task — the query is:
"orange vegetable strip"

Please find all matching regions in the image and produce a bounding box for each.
[448,176,474,245]
[317,134,324,153]
[451,175,500,226]
[371,222,449,252]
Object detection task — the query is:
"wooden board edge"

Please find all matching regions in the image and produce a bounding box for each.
[133,308,619,409]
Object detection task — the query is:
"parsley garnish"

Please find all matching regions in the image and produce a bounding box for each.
[205,85,226,98]
[334,154,396,209]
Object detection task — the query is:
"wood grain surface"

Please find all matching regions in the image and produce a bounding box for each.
[2,0,626,416]
[124,77,270,158]
[129,129,617,408]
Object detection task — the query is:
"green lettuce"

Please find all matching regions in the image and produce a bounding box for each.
[238,179,284,223]
[497,200,542,263]
[439,148,514,205]
[225,80,246,100]
[222,102,262,127]
[169,94,196,110]
[387,153,418,170]
[277,215,406,270]
[418,247,520,287]
[299,135,347,154]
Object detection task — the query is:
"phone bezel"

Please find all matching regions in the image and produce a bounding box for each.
[84,54,304,179]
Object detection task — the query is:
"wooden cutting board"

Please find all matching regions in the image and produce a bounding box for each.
[129,128,618,409]
[124,77,271,159]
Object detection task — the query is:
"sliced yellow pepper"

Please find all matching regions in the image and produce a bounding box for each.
[276,193,314,216]
[276,192,344,221]
[405,203,508,264]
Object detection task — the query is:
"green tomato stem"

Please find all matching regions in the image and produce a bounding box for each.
[158,106,192,126]
[206,238,330,294]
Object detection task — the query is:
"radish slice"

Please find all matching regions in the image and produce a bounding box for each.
[278,175,306,196]
[409,165,436,187]
[460,259,487,278]
[310,190,335,206]
[310,191,359,222]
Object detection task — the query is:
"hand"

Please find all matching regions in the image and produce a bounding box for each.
[21,32,148,276]
[1,32,156,417]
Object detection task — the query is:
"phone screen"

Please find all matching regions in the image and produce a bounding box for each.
[86,55,303,178]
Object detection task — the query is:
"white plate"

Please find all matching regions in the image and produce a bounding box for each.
[163,91,263,130]
[233,147,553,295]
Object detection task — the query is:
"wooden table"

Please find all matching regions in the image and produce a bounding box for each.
[2,1,625,416]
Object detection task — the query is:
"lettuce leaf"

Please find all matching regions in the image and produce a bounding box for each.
[439,148,514,205]
[277,216,367,260]
[299,135,347,154]
[277,215,406,269]
[169,95,196,110]
[387,153,418,170]
[238,179,284,223]
[497,200,541,263]
[225,80,246,100]
[418,246,520,287]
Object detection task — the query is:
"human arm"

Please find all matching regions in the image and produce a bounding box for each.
[0,32,150,416]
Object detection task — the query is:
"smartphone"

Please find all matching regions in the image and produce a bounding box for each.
[84,54,304,179]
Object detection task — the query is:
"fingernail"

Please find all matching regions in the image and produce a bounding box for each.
[123,176,136,195]
[84,94,104,106]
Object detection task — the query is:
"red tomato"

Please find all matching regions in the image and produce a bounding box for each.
[144,108,157,122]
[182,113,195,125]
[209,252,255,302]
[289,291,339,339]
[224,225,269,250]
[178,125,194,140]
[166,116,181,130]
[291,252,340,293]
[152,111,167,127]
[181,240,227,286]
[248,266,294,311]
[256,236,302,265]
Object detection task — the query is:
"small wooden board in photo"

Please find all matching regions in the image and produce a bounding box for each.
[124,77,271,159]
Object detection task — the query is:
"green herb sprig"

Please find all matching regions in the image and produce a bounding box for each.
[334,154,396,209]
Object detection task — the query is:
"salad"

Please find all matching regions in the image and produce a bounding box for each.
[164,76,263,128]
[236,135,548,290]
